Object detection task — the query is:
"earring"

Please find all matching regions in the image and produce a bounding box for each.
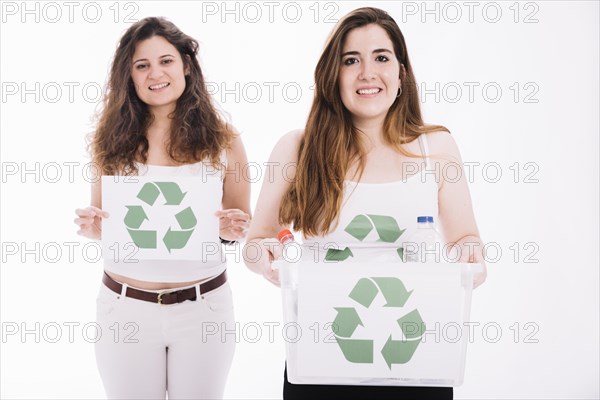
[396,87,403,98]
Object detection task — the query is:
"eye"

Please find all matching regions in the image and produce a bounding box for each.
[375,55,389,62]
[135,63,148,70]
[343,57,359,66]
[161,58,174,65]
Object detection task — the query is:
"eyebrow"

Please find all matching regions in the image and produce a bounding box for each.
[132,54,175,64]
[341,48,393,57]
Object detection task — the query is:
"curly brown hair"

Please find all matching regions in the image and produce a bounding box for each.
[90,17,233,175]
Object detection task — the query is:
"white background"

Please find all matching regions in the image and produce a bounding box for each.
[1,1,598,399]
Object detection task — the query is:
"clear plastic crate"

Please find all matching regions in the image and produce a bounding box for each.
[273,259,482,386]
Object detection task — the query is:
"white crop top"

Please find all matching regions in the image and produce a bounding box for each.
[103,157,227,282]
[302,134,439,263]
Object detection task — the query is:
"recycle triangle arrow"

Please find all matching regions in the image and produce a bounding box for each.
[124,205,149,229]
[155,182,187,205]
[163,228,194,253]
[397,309,425,339]
[381,335,421,369]
[136,182,160,206]
[367,215,405,243]
[344,214,373,241]
[348,278,379,308]
[175,206,197,230]
[127,229,157,249]
[335,337,374,364]
[332,307,364,338]
[371,277,413,307]
[325,247,353,262]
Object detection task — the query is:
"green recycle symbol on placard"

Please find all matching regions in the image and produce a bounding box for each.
[124,182,197,252]
[332,277,426,369]
[325,214,406,262]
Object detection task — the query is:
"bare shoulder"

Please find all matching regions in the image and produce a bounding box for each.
[225,126,247,159]
[424,131,457,151]
[277,129,304,148]
[227,125,243,146]
[270,129,304,163]
[423,131,462,162]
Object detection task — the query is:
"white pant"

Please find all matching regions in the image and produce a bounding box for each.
[95,278,236,399]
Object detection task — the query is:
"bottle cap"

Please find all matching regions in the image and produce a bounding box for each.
[278,229,293,242]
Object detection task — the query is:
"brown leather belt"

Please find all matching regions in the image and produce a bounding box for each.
[102,270,227,305]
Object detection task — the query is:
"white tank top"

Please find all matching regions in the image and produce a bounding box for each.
[103,156,227,282]
[302,134,439,263]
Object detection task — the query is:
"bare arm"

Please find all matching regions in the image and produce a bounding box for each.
[429,132,487,288]
[243,130,303,286]
[74,172,108,240]
[217,131,252,241]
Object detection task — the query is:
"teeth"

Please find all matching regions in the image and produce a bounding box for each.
[357,88,381,95]
[149,83,169,90]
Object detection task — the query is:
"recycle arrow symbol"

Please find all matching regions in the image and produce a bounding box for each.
[334,337,374,364]
[332,307,363,338]
[126,229,157,249]
[331,308,374,363]
[163,228,194,253]
[325,247,354,262]
[136,182,160,206]
[332,277,424,369]
[381,309,426,369]
[137,182,187,206]
[381,334,421,369]
[163,206,197,253]
[124,205,156,248]
[328,214,406,262]
[349,277,413,308]
[124,206,148,229]
[155,182,187,205]
[345,214,406,243]
[125,182,196,251]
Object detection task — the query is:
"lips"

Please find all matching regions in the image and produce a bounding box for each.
[149,82,170,90]
[356,88,382,95]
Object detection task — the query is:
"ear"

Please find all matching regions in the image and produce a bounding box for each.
[398,63,406,78]
[184,54,191,76]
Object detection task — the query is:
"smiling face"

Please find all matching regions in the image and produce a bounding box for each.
[339,24,401,126]
[130,35,189,115]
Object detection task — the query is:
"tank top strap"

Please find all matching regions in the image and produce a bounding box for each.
[417,134,432,171]
[220,149,228,170]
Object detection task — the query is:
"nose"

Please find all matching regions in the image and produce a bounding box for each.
[147,64,164,80]
[358,60,376,80]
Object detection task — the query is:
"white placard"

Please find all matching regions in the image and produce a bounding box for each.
[287,261,468,385]
[101,176,220,261]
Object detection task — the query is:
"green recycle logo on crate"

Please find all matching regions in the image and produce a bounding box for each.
[124,182,197,252]
[325,214,407,262]
[332,277,426,369]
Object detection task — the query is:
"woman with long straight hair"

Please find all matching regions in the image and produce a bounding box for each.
[75,17,250,399]
[244,7,486,399]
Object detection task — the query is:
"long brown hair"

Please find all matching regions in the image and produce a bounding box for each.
[280,7,449,237]
[90,17,233,175]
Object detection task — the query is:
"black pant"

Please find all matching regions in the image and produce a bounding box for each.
[283,365,453,400]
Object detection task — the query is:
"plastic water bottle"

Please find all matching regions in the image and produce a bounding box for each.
[278,229,301,263]
[404,216,442,263]
[277,230,299,319]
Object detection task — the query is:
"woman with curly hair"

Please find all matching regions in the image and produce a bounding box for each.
[74,17,250,399]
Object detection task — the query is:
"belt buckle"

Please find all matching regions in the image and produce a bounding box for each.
[157,290,170,305]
